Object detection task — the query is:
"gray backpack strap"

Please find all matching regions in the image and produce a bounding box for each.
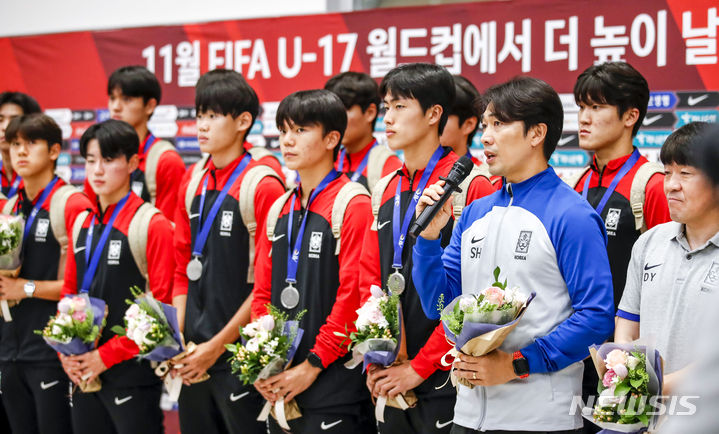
[0,191,6,201]
[238,165,285,283]
[630,161,664,232]
[563,166,592,189]
[2,196,18,215]
[144,140,176,205]
[185,165,209,217]
[128,203,160,289]
[49,185,80,253]
[247,147,274,161]
[452,165,490,227]
[331,182,370,255]
[265,190,295,256]
[71,210,90,252]
[366,145,396,194]
[370,172,396,231]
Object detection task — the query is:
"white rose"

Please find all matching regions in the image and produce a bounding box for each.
[626,355,640,370]
[245,338,260,353]
[52,325,63,336]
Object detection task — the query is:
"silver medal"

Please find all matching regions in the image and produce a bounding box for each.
[186,257,203,281]
[387,269,406,295]
[281,285,300,309]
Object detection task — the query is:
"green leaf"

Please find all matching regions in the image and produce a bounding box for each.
[636,413,649,425]
[493,266,500,282]
[614,381,631,396]
[110,325,127,336]
[224,343,236,352]
[630,377,643,388]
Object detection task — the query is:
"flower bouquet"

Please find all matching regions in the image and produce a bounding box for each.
[0,214,24,321]
[111,286,188,400]
[35,293,108,392]
[226,304,305,431]
[582,342,663,432]
[337,285,416,422]
[439,266,535,388]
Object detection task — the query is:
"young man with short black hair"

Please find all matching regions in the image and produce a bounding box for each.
[360,63,495,434]
[325,71,402,193]
[252,89,374,433]
[413,76,614,433]
[83,65,186,222]
[172,69,286,434]
[0,113,91,434]
[0,91,42,197]
[440,75,482,164]
[616,122,718,396]
[59,119,174,434]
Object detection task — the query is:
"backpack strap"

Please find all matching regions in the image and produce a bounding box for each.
[185,164,209,217]
[630,161,664,233]
[144,140,176,205]
[128,203,160,289]
[265,190,295,256]
[238,165,285,283]
[1,196,18,215]
[366,145,396,194]
[0,191,6,201]
[247,147,275,161]
[71,210,90,253]
[452,165,490,226]
[563,166,592,189]
[331,182,370,255]
[370,172,397,231]
[49,185,80,253]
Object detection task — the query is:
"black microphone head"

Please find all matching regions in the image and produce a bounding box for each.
[446,155,475,184]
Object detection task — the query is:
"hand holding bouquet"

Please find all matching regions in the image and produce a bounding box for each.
[0,214,25,320]
[583,342,663,432]
[440,267,535,388]
[226,304,305,430]
[35,293,107,392]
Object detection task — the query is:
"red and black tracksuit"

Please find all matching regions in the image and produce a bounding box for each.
[359,147,496,433]
[252,172,375,434]
[334,139,402,191]
[173,153,285,434]
[0,179,91,434]
[0,164,22,197]
[62,192,175,434]
[84,133,186,223]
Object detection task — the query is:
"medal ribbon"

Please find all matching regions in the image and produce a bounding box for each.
[191,153,252,258]
[19,176,59,241]
[81,192,131,293]
[0,162,22,198]
[391,146,443,269]
[582,148,640,216]
[337,140,376,182]
[285,169,338,284]
[141,133,159,155]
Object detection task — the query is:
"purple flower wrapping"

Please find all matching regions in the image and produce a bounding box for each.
[45,295,106,356]
[283,320,304,365]
[361,304,403,372]
[141,301,184,362]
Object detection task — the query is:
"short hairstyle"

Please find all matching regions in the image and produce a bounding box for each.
[324,71,380,125]
[574,62,649,137]
[0,92,42,114]
[79,119,139,160]
[5,113,62,149]
[483,76,563,161]
[450,75,483,146]
[276,90,347,157]
[108,66,162,106]
[694,123,719,187]
[195,69,260,141]
[379,63,455,135]
[660,122,710,167]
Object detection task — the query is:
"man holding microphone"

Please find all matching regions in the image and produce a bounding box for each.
[411,76,615,433]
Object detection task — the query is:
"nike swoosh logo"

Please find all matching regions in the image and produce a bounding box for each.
[189,213,200,219]
[40,381,59,390]
[688,94,709,106]
[436,420,453,429]
[73,246,86,254]
[271,234,286,242]
[471,236,485,244]
[320,419,343,430]
[643,114,663,126]
[114,396,133,405]
[644,263,662,270]
[377,221,390,230]
[229,391,249,402]
[558,136,574,146]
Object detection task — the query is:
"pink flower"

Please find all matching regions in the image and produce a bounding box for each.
[482,287,505,306]
[72,310,87,322]
[613,364,628,379]
[605,349,629,371]
[602,369,617,388]
[57,297,72,314]
[70,296,87,313]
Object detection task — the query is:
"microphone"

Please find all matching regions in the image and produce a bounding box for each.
[409,155,475,238]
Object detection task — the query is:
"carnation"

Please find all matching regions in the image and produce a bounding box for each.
[605,349,628,371]
[481,287,504,306]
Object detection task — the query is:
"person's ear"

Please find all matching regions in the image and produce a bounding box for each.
[324,130,341,151]
[363,103,378,123]
[461,117,478,136]
[235,112,253,136]
[144,98,158,119]
[623,107,640,130]
[48,142,61,163]
[529,123,548,149]
[127,153,140,172]
[426,104,443,128]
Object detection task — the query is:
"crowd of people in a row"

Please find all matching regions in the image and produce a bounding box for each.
[0,58,716,434]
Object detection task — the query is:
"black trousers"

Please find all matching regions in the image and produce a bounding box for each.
[267,400,375,434]
[377,393,456,434]
[580,358,601,434]
[70,381,163,434]
[0,361,73,434]
[178,369,265,434]
[451,426,583,434]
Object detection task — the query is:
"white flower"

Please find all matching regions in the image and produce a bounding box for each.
[627,355,640,370]
[597,386,625,407]
[243,321,260,338]
[356,296,384,330]
[52,325,63,336]
[458,296,476,312]
[255,330,270,343]
[54,313,72,327]
[504,286,527,306]
[126,304,141,319]
[245,337,260,353]
[370,285,384,298]
[259,315,275,332]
